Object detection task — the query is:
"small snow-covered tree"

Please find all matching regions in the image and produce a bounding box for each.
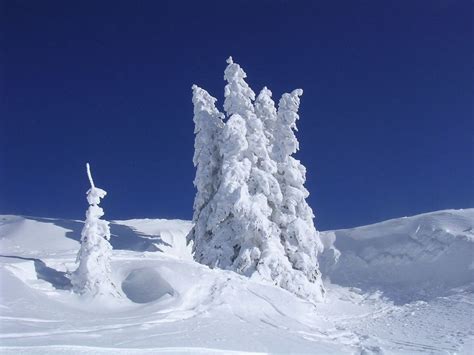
[273,89,326,302]
[71,163,120,298]
[188,85,224,251]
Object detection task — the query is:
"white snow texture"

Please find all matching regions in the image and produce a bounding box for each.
[189,57,325,302]
[0,209,472,353]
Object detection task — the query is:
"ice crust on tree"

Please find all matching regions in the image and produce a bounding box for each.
[70,163,120,298]
[190,57,325,302]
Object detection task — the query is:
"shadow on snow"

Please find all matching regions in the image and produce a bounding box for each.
[0,254,72,290]
[27,217,171,253]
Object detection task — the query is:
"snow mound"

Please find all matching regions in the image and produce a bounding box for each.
[121,268,174,303]
[320,209,474,304]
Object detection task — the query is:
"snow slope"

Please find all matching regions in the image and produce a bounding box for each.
[0,210,473,354]
[320,209,474,304]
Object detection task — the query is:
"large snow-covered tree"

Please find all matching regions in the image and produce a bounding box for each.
[192,57,325,302]
[273,89,326,301]
[188,85,224,252]
[70,163,120,298]
[190,57,325,302]
[195,57,283,273]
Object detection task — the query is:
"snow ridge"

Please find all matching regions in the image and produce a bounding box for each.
[320,208,474,304]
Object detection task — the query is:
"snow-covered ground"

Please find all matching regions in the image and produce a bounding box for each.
[0,209,473,354]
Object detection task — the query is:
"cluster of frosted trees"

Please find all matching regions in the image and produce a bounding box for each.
[72,57,325,302]
[189,57,325,302]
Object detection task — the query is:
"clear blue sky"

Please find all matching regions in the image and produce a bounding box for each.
[1,1,473,230]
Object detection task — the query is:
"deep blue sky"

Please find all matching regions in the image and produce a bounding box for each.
[1,1,473,230]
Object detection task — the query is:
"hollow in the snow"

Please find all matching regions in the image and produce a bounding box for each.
[121,267,174,303]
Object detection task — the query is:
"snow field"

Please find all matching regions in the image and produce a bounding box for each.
[0,209,473,353]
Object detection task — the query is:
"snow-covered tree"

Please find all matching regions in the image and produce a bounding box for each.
[188,85,224,251]
[254,86,325,302]
[192,58,312,299]
[71,163,120,298]
[195,112,252,266]
[223,58,282,212]
[194,57,282,271]
[190,57,325,302]
[273,89,326,302]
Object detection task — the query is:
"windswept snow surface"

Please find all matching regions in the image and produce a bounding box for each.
[0,209,473,354]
